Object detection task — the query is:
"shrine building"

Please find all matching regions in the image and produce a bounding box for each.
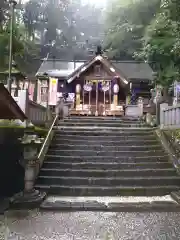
[36,53,154,116]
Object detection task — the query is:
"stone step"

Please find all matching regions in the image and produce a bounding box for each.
[36,176,180,186]
[52,139,159,146]
[40,168,177,177]
[58,122,148,127]
[66,116,142,122]
[47,149,166,157]
[54,135,157,141]
[43,161,172,170]
[49,144,162,151]
[40,199,180,212]
[35,184,180,196]
[55,130,154,136]
[65,116,141,121]
[45,155,170,164]
[62,119,146,125]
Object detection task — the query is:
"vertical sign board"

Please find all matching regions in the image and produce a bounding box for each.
[28,83,35,101]
[37,79,41,104]
[49,77,58,105]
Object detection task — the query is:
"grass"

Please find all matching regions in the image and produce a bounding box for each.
[0,120,48,137]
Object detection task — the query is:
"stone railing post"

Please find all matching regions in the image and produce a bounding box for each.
[160,103,168,129]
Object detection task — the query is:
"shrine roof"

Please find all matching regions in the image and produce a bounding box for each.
[112,61,154,81]
[35,57,154,82]
[36,59,85,77]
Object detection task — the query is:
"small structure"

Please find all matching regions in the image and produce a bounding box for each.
[0,61,25,85]
[0,83,27,121]
[36,52,154,116]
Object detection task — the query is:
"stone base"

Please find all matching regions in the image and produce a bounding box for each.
[11,189,46,209]
[125,105,142,117]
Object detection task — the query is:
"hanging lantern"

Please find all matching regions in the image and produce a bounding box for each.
[113,84,119,94]
[76,84,81,93]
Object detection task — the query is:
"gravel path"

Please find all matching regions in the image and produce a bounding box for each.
[1,210,180,239]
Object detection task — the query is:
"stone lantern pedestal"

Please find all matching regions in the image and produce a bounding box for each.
[11,126,46,208]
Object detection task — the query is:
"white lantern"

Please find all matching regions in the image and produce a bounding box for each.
[76,84,81,93]
[113,84,119,94]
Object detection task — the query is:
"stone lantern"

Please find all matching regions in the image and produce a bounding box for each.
[11,125,46,207]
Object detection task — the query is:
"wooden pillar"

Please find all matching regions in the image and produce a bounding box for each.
[95,81,98,116]
[113,84,119,109]
[76,84,81,110]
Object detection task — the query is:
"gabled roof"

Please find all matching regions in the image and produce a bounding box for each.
[67,55,129,85]
[35,56,154,82]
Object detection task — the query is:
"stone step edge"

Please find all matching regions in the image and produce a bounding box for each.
[52,139,159,142]
[40,168,176,172]
[38,176,180,180]
[40,196,180,211]
[35,185,180,190]
[49,144,162,148]
[45,155,170,159]
[55,126,153,130]
[48,149,166,153]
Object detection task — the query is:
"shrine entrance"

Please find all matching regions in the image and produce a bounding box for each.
[82,79,117,116]
[83,81,112,116]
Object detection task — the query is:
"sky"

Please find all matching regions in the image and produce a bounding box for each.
[22,0,107,7]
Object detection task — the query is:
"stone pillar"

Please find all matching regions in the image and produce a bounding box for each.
[160,103,168,128]
[113,84,119,110]
[146,113,152,125]
[126,95,131,105]
[173,97,178,106]
[76,84,81,110]
[137,97,143,117]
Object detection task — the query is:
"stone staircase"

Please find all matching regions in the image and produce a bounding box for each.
[35,116,180,210]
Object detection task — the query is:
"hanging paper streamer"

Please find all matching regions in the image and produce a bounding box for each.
[102,83,110,92]
[83,84,92,92]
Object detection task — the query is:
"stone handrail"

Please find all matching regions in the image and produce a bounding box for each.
[160,103,180,129]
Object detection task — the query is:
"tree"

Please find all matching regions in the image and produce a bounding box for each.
[0,0,8,29]
[104,0,160,59]
[137,0,180,88]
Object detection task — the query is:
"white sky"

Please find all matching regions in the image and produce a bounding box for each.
[22,0,106,7]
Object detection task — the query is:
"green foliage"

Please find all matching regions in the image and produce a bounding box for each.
[105,0,180,87]
[104,0,160,59]
[136,0,180,87]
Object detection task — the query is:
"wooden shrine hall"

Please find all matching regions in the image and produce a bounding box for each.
[36,53,154,116]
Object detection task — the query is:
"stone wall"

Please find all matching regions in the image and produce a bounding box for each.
[0,128,24,197]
